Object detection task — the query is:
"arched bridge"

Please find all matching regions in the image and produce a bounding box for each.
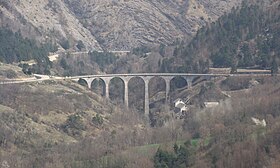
[1,73,270,115]
[68,73,230,115]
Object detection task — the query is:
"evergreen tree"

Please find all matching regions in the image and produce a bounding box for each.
[76,40,85,51]
[271,57,279,76]
[0,28,56,74]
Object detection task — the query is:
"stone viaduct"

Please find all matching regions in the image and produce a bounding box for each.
[69,73,227,116]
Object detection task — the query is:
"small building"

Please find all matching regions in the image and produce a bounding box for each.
[174,98,188,118]
[204,102,219,108]
[251,117,266,127]
[174,99,185,108]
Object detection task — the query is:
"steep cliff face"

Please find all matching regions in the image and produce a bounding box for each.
[64,0,242,50]
[0,0,242,50]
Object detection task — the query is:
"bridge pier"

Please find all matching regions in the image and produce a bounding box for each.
[162,77,173,104]
[184,77,195,89]
[124,80,129,107]
[81,78,95,89]
[121,77,133,108]
[100,77,113,99]
[142,76,152,117]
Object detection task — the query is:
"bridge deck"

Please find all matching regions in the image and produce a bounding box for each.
[0,73,271,84]
[67,73,271,79]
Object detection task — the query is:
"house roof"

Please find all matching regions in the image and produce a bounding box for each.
[176,103,186,109]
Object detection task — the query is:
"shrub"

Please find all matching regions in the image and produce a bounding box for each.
[60,39,70,50]
[92,114,104,126]
[61,113,86,136]
[76,40,85,51]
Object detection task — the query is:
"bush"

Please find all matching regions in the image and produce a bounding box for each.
[60,39,70,50]
[76,40,85,51]
[92,114,103,126]
[60,58,69,70]
[61,113,86,136]
[154,141,196,168]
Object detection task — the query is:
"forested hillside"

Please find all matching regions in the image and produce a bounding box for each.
[162,0,280,73]
[0,28,57,74]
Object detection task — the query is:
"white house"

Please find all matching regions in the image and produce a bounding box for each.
[175,99,185,109]
[174,99,188,118]
[251,117,267,127]
[204,102,219,108]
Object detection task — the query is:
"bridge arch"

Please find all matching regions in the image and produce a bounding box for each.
[78,78,90,88]
[79,77,95,89]
[109,77,125,104]
[170,76,188,92]
[149,76,166,106]
[127,76,145,113]
[91,78,106,97]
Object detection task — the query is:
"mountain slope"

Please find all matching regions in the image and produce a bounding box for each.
[0,0,102,50]
[64,0,242,50]
[0,0,242,51]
